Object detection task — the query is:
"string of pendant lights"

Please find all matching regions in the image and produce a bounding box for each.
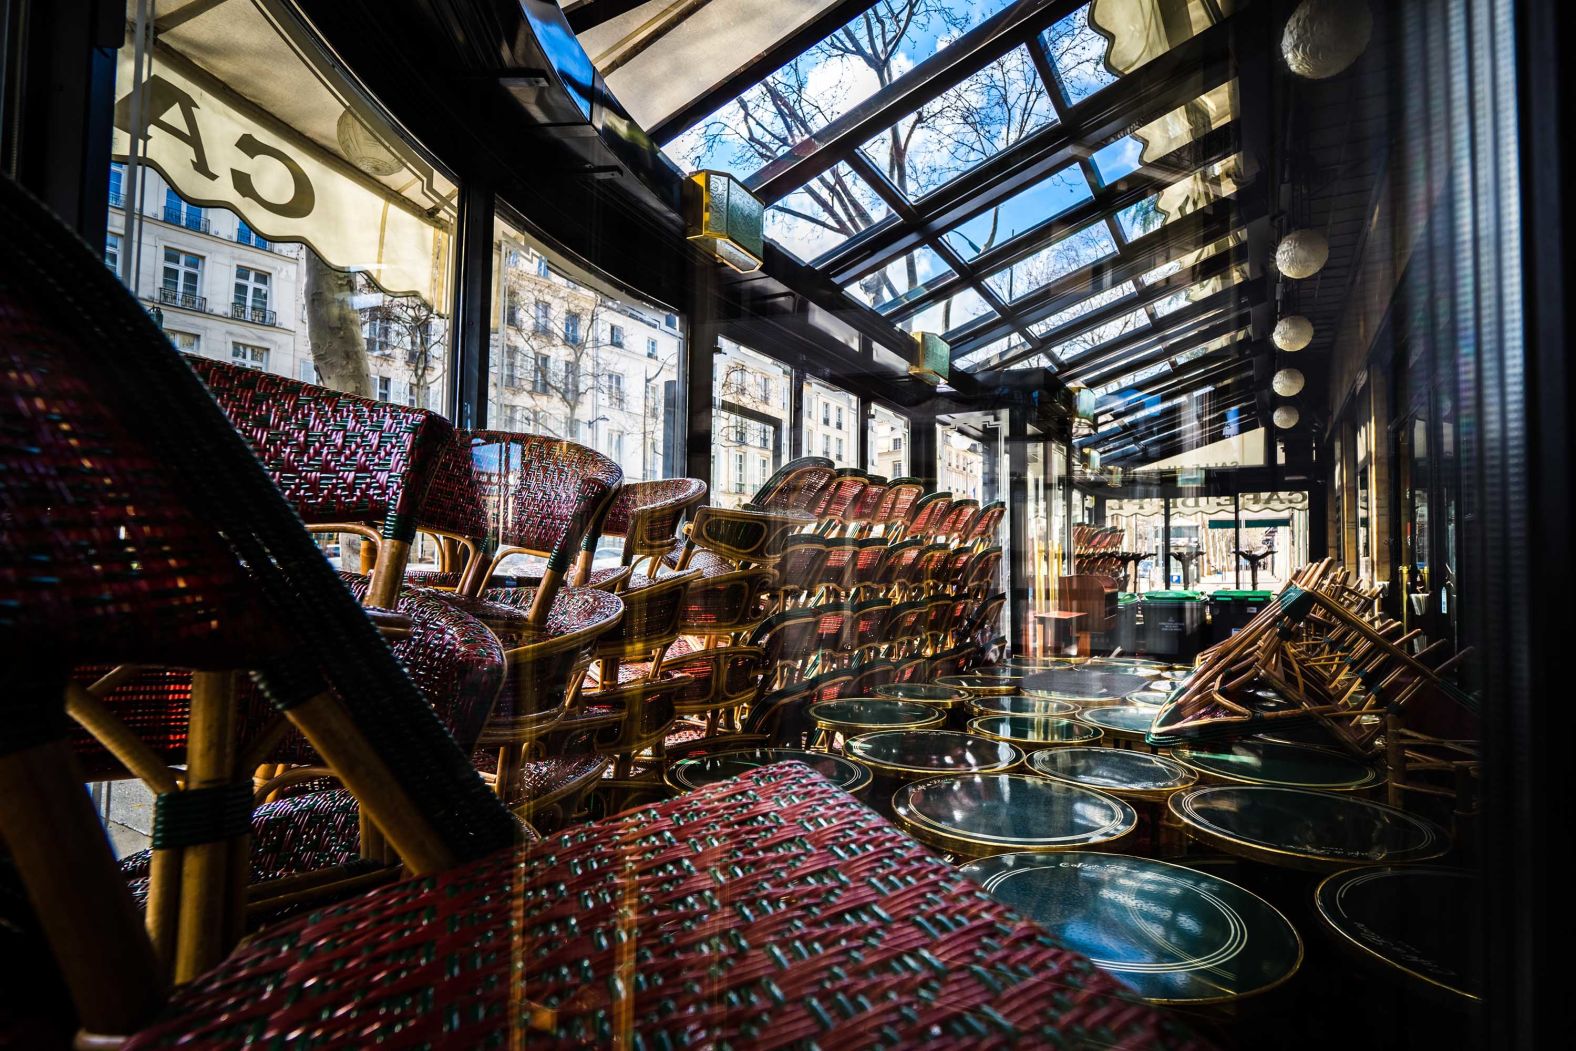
[1271,0,1371,428]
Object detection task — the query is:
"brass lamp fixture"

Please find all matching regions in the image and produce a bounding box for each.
[686,170,764,273]
[1069,383,1096,438]
[909,331,950,385]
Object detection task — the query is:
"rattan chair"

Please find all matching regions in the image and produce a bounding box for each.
[676,566,775,644]
[810,468,869,533]
[964,499,1005,548]
[935,497,980,545]
[747,608,823,688]
[745,455,836,514]
[673,503,813,570]
[904,491,953,541]
[843,475,889,536]
[772,533,830,607]
[867,476,925,538]
[580,477,707,581]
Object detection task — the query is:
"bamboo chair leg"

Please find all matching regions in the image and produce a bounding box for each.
[0,732,165,1035]
[174,671,244,984]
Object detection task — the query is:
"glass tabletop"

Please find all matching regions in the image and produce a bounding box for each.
[844,730,1022,778]
[1027,747,1198,800]
[1316,866,1481,1001]
[1021,666,1152,701]
[809,697,945,732]
[968,694,1080,718]
[873,682,970,708]
[1170,786,1451,871]
[936,673,1022,695]
[666,748,872,796]
[962,852,1302,1005]
[1168,740,1384,790]
[1077,705,1159,740]
[968,715,1103,747]
[894,774,1135,856]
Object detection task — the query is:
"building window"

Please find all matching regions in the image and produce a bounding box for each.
[375,376,392,402]
[537,255,549,278]
[236,221,269,251]
[836,437,844,460]
[162,188,206,232]
[607,372,626,409]
[822,435,831,456]
[105,232,122,271]
[108,163,125,208]
[609,324,624,348]
[564,311,582,345]
[503,347,521,388]
[734,452,746,493]
[821,402,830,425]
[758,376,771,402]
[647,337,658,358]
[160,248,204,310]
[233,267,272,324]
[759,456,769,481]
[758,425,769,449]
[892,436,904,451]
[506,249,522,269]
[610,431,624,462]
[504,294,522,329]
[231,343,268,370]
[665,313,677,329]
[835,407,844,429]
[298,359,318,384]
[534,299,551,334]
[563,361,580,398]
[533,353,551,393]
[167,330,200,354]
[364,314,395,355]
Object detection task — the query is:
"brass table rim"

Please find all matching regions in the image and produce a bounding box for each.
[935,674,1019,696]
[967,715,1104,747]
[808,698,946,734]
[1314,865,1481,1002]
[959,850,1304,1006]
[1075,705,1158,740]
[1025,747,1198,800]
[895,775,1136,856]
[872,684,971,709]
[664,749,873,797]
[844,730,1023,778]
[967,696,1081,718]
[1169,786,1451,872]
[1166,741,1386,791]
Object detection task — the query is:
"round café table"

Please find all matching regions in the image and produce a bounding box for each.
[967,694,1080,719]
[893,774,1135,860]
[962,851,1302,1005]
[807,697,944,752]
[967,714,1103,749]
[844,730,1022,782]
[1168,740,1384,792]
[1077,704,1160,748]
[1021,665,1151,706]
[935,672,1022,696]
[1315,866,1480,1002]
[872,682,970,712]
[1026,747,1197,803]
[665,748,872,798]
[1169,785,1451,872]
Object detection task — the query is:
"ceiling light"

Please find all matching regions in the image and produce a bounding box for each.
[1273,405,1301,429]
[1274,230,1329,279]
[1282,0,1373,80]
[1272,315,1314,351]
[1272,368,1307,397]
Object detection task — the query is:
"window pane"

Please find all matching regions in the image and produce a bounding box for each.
[868,403,910,478]
[764,164,891,262]
[843,245,953,313]
[803,377,859,469]
[490,214,681,484]
[104,1,455,422]
[901,286,995,336]
[944,166,1093,259]
[714,340,792,508]
[859,46,1057,201]
[1114,155,1247,241]
[1047,1,1235,108]
[984,223,1117,302]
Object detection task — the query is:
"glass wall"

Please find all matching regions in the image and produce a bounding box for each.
[712,339,791,507]
[868,403,909,478]
[488,214,681,483]
[802,378,859,468]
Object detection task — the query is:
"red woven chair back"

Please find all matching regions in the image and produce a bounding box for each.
[966,500,1005,544]
[937,498,979,541]
[812,605,852,656]
[599,477,706,565]
[872,477,925,530]
[964,546,1003,594]
[747,608,821,676]
[848,538,889,588]
[848,599,893,648]
[845,477,889,526]
[893,655,928,683]
[775,534,829,596]
[811,469,868,522]
[817,538,861,593]
[748,455,835,513]
[186,357,450,541]
[678,568,775,636]
[886,599,928,640]
[848,660,897,694]
[905,492,953,539]
[877,538,926,589]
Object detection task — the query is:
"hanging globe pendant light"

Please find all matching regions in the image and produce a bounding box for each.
[1273,406,1302,429]
[1272,368,1307,397]
[1282,0,1373,80]
[1273,315,1314,351]
[1275,230,1329,278]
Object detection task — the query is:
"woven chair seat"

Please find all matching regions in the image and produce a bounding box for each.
[121,763,1206,1049]
[660,538,736,577]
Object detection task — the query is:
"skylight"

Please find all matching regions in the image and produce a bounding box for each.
[762,163,891,263]
[984,223,1117,302]
[844,245,954,312]
[942,166,1093,259]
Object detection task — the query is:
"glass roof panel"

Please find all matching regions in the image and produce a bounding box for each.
[901,287,995,335]
[1046,307,1150,361]
[984,223,1118,302]
[1048,1,1238,108]
[1169,328,1247,367]
[1137,230,1245,284]
[663,1,1025,174]
[1029,280,1137,335]
[1114,154,1246,241]
[762,162,891,262]
[1088,80,1238,187]
[943,166,1093,259]
[956,332,1030,370]
[1151,263,1249,315]
[859,45,1057,201]
[843,245,955,313]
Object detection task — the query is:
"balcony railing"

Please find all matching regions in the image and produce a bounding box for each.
[158,287,207,312]
[108,191,125,209]
[161,208,211,235]
[230,302,277,326]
